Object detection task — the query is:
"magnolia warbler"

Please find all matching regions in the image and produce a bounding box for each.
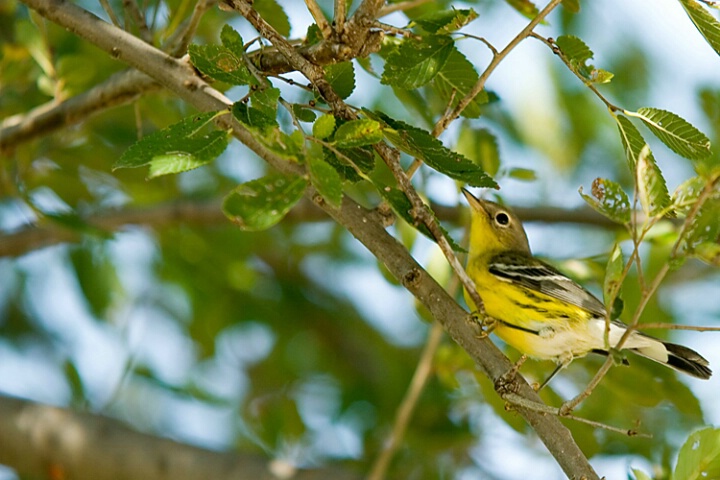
[462,189,711,384]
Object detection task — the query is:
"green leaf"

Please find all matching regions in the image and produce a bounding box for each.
[579,178,631,224]
[253,0,291,36]
[506,167,537,181]
[188,44,254,85]
[672,176,707,215]
[334,119,383,148]
[456,125,500,176]
[684,197,720,253]
[324,62,355,99]
[631,469,652,480]
[693,241,720,266]
[504,0,539,18]
[603,242,624,312]
[313,114,336,140]
[673,427,720,480]
[324,145,376,182]
[678,0,720,57]
[433,46,487,118]
[556,35,614,84]
[64,359,87,407]
[627,107,711,160]
[223,174,307,231]
[366,110,497,188]
[220,24,244,54]
[615,114,648,171]
[561,0,580,13]
[115,111,229,177]
[251,87,281,118]
[415,9,478,34]
[292,104,316,123]
[377,184,464,252]
[636,144,672,217]
[381,35,454,89]
[232,102,278,130]
[308,153,343,208]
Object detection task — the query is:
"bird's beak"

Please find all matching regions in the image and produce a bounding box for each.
[462,188,485,214]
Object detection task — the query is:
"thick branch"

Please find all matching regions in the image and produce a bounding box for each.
[16,1,600,478]
[0,395,358,480]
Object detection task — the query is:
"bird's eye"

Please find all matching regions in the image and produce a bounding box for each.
[495,212,510,226]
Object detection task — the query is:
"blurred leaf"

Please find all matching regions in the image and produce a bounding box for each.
[506,167,537,181]
[693,241,720,266]
[415,9,478,34]
[63,359,86,407]
[673,427,720,480]
[253,0,291,36]
[366,110,497,188]
[504,0,539,18]
[603,242,623,311]
[683,197,720,260]
[188,44,254,85]
[561,0,580,13]
[556,35,613,83]
[70,244,120,318]
[324,62,355,99]
[627,107,711,161]
[632,469,652,480]
[115,111,230,178]
[678,0,720,57]
[579,178,631,224]
[456,125,500,176]
[292,104,316,122]
[223,174,307,231]
[636,144,672,217]
[334,119,383,148]
[381,35,454,89]
[313,114,336,139]
[308,153,343,208]
[672,176,707,215]
[433,46,487,118]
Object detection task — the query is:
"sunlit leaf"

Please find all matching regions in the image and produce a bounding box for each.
[115,111,229,177]
[506,167,537,181]
[673,427,720,480]
[672,176,707,215]
[381,35,454,89]
[333,119,383,148]
[223,174,307,231]
[636,144,672,217]
[232,102,278,130]
[556,35,613,84]
[324,145,376,182]
[603,242,624,313]
[433,46,487,118]
[313,114,336,140]
[632,469,652,480]
[504,0,539,18]
[324,62,355,99]
[562,0,580,13]
[188,44,254,85]
[415,9,479,34]
[579,178,631,224]
[678,0,720,57]
[456,125,500,177]
[366,110,497,188]
[308,153,343,208]
[627,107,711,160]
[615,114,648,171]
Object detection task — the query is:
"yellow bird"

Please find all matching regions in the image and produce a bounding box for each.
[462,189,711,384]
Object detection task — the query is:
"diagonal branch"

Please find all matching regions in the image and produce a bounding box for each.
[16,1,600,478]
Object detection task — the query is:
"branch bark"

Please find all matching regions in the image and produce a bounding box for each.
[15,1,600,478]
[0,395,359,480]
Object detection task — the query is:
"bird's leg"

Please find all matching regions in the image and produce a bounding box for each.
[534,354,572,392]
[494,354,528,396]
[468,311,497,339]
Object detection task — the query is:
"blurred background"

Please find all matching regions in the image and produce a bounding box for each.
[1,0,720,478]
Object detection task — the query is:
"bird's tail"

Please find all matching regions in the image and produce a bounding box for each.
[633,339,712,380]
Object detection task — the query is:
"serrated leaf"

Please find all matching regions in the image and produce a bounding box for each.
[456,125,500,176]
[232,101,278,130]
[679,0,720,57]
[313,114,336,139]
[381,35,454,89]
[672,427,720,480]
[556,35,613,84]
[433,46,487,118]
[251,87,281,118]
[324,145,375,182]
[615,114,648,171]
[627,107,711,160]
[115,111,229,177]
[308,154,343,208]
[305,24,322,46]
[504,0,539,18]
[188,44,254,85]
[603,242,624,312]
[324,62,355,99]
[253,0,290,36]
[416,9,478,34]
[223,174,307,231]
[220,24,244,54]
[636,144,672,217]
[334,119,383,148]
[292,104,316,123]
[377,184,464,252]
[579,178,631,224]
[672,176,707,215]
[366,110,497,188]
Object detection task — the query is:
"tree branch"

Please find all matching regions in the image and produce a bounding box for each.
[15,1,600,478]
[0,395,359,480]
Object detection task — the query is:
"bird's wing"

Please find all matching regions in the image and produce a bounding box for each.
[488,252,607,318]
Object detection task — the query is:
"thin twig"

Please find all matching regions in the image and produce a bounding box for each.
[638,323,720,332]
[378,0,433,17]
[98,0,121,26]
[334,0,346,35]
[122,0,154,44]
